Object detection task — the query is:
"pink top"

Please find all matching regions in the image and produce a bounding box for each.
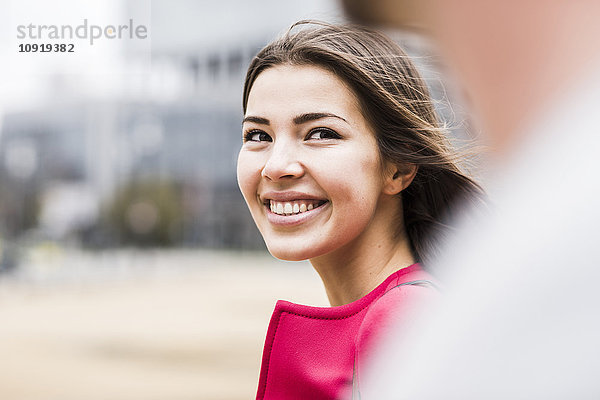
[256,263,436,399]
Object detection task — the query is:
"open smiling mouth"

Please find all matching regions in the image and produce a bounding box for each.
[266,199,329,216]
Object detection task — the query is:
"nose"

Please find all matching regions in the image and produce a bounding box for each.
[261,141,304,181]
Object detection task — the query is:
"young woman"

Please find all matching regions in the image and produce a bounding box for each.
[237,21,481,399]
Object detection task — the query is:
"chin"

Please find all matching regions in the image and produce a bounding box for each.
[265,241,325,262]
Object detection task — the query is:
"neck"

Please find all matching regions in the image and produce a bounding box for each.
[310,224,415,307]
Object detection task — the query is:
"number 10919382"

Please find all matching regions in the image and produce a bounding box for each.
[18,43,75,52]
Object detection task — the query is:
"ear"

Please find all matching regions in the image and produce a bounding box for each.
[383,162,418,195]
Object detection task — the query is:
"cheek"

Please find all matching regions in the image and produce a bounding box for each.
[236,150,261,204]
[326,151,383,203]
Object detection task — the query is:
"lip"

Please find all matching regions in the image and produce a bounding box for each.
[264,199,330,227]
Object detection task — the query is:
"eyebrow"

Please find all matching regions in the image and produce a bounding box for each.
[242,112,348,126]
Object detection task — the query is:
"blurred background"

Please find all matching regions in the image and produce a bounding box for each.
[0,0,476,398]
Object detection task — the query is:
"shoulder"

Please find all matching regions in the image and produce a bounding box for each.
[348,268,439,395]
[369,280,437,320]
[355,278,439,370]
[357,280,438,347]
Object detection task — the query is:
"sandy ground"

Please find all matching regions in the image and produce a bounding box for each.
[0,249,328,400]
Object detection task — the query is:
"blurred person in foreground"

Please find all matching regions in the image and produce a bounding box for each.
[237,21,482,399]
[342,0,600,398]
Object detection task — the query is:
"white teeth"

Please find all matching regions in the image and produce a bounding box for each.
[268,200,324,215]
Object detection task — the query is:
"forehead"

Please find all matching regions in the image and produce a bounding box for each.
[246,64,362,122]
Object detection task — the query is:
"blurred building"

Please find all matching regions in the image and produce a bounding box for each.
[0,97,262,248]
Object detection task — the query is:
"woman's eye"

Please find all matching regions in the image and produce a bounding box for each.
[306,128,341,140]
[244,130,272,142]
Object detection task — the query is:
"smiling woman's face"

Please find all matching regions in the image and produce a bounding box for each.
[237,64,396,261]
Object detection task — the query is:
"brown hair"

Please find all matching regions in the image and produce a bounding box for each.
[243,21,483,265]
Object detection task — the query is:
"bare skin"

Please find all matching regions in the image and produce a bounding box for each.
[311,226,415,306]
